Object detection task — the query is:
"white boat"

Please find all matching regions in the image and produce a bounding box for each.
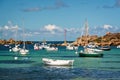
[45,44,58,51]
[42,58,74,66]
[10,27,21,52]
[34,43,39,50]
[46,47,58,51]
[88,48,103,52]
[40,41,49,49]
[19,48,29,55]
[19,20,29,55]
[11,44,21,52]
[66,43,78,50]
[34,43,42,50]
[42,43,58,51]
[84,42,103,53]
[117,45,120,48]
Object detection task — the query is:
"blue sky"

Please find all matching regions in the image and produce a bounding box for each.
[0,0,120,41]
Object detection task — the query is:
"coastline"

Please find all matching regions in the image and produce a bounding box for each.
[0,32,120,46]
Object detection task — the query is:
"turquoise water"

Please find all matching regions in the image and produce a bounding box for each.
[0,43,120,80]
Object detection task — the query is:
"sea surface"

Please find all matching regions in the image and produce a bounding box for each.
[0,41,120,80]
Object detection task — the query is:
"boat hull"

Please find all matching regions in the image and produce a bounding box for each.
[79,52,103,57]
[100,48,111,51]
[42,58,74,66]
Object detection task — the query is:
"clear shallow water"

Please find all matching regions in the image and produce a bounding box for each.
[0,43,120,80]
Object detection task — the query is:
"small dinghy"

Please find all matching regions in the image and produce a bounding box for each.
[42,58,74,66]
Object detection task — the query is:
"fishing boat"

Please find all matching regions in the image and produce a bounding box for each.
[78,19,103,57]
[42,58,74,66]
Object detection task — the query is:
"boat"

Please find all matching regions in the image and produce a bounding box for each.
[78,19,103,57]
[42,58,74,66]
[66,43,78,50]
[85,42,103,52]
[19,48,29,55]
[117,45,120,48]
[34,43,42,50]
[19,40,29,55]
[34,43,39,50]
[10,27,21,52]
[46,46,58,51]
[19,20,29,55]
[100,46,111,51]
[40,40,50,49]
[79,48,103,57]
[43,43,58,51]
[11,44,21,52]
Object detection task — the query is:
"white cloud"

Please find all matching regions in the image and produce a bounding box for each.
[44,24,63,34]
[4,25,9,30]
[103,24,113,30]
[3,21,20,31]
[11,25,20,30]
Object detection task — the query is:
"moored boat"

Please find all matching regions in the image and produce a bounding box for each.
[100,46,111,51]
[19,48,29,55]
[42,58,74,66]
[78,19,103,58]
[117,45,120,48]
[19,20,29,55]
[79,49,103,57]
[10,44,21,52]
[66,43,78,50]
[46,47,58,51]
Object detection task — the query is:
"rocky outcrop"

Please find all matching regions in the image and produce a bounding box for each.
[0,38,33,45]
[73,32,120,46]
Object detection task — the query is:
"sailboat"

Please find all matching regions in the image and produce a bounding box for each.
[19,20,29,55]
[78,19,103,57]
[10,26,21,52]
[11,44,21,52]
[19,41,29,55]
[63,29,78,50]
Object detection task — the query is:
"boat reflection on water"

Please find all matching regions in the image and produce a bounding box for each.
[13,56,30,61]
[43,65,73,69]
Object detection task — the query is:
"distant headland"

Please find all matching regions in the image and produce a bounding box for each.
[72,32,120,46]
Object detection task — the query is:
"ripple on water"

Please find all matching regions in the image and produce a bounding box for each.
[0,67,120,80]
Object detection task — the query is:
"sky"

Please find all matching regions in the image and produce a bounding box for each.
[0,0,120,41]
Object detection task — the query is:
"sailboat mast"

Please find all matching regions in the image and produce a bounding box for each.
[64,29,67,44]
[15,26,18,45]
[22,19,25,49]
[84,19,89,45]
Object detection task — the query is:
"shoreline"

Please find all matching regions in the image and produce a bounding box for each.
[0,32,120,46]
